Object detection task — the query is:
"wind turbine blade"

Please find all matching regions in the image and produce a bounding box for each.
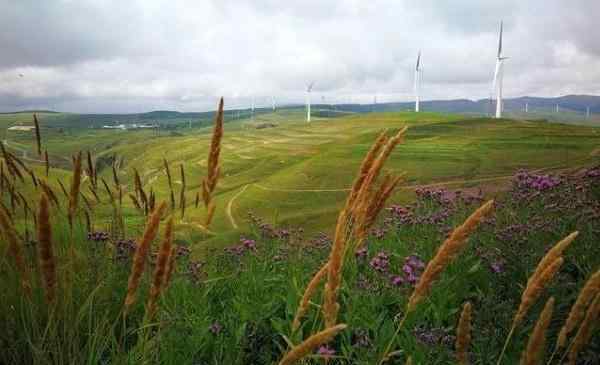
[498,21,503,58]
[416,51,421,71]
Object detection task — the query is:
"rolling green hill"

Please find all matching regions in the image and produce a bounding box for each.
[3,110,599,249]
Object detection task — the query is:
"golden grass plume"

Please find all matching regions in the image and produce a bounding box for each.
[0,204,31,296]
[124,201,167,312]
[68,151,82,226]
[566,293,600,365]
[322,209,349,328]
[145,216,174,320]
[513,257,564,328]
[292,262,328,331]
[557,269,600,348]
[37,193,56,304]
[520,297,554,365]
[456,301,472,365]
[33,113,42,156]
[277,324,347,365]
[407,200,494,312]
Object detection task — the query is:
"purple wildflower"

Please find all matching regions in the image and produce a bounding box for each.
[209,321,222,335]
[316,345,335,357]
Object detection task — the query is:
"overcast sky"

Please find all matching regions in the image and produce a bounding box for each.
[0,0,599,113]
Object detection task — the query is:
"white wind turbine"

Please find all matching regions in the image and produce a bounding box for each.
[306,81,315,122]
[272,96,276,112]
[492,21,508,118]
[414,51,422,112]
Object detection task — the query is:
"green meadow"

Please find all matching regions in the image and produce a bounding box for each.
[2,110,599,249]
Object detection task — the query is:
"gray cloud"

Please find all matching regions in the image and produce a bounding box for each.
[0,0,599,113]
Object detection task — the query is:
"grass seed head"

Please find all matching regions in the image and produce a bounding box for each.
[408,200,494,312]
[520,297,554,365]
[124,201,167,312]
[37,193,56,304]
[557,270,600,348]
[277,324,347,365]
[566,293,600,365]
[0,204,31,296]
[513,257,564,328]
[145,216,174,320]
[456,302,472,365]
[292,263,329,331]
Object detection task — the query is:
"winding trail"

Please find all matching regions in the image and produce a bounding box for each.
[253,184,350,193]
[226,184,249,229]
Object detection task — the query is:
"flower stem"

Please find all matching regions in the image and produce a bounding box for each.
[496,325,515,365]
[378,312,408,365]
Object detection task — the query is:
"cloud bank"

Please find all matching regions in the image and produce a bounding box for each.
[0,0,599,112]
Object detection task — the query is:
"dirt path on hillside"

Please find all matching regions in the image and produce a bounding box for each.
[253,184,351,192]
[227,184,249,229]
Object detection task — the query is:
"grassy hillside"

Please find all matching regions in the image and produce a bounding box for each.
[3,110,599,250]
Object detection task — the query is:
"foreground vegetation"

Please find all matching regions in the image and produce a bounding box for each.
[1,106,599,364]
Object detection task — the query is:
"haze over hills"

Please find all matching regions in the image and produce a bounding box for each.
[6,94,600,116]
[2,95,600,130]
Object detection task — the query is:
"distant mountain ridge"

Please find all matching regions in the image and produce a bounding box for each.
[322,94,600,115]
[6,95,600,116]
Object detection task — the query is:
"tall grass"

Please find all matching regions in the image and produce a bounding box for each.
[0,111,598,364]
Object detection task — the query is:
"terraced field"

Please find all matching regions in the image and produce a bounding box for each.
[3,110,599,249]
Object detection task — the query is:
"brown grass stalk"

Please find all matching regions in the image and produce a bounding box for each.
[28,169,38,188]
[200,97,224,227]
[44,150,49,176]
[204,201,216,226]
[345,130,388,208]
[0,204,31,296]
[57,179,69,198]
[520,297,554,365]
[68,152,82,226]
[129,193,143,213]
[33,113,42,156]
[513,258,564,328]
[39,179,60,208]
[566,294,600,365]
[351,127,407,215]
[456,302,472,365]
[88,185,101,203]
[112,159,120,188]
[164,246,176,289]
[527,232,578,288]
[145,216,174,320]
[292,263,328,331]
[37,193,56,304]
[124,201,167,312]
[86,151,96,189]
[179,164,186,218]
[277,324,347,365]
[557,270,600,349]
[101,178,114,203]
[408,200,495,312]
[164,158,176,209]
[322,209,349,328]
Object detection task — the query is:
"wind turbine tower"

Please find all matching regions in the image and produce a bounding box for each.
[306,82,315,122]
[586,106,591,118]
[525,102,528,113]
[272,96,276,112]
[415,51,422,112]
[492,21,508,118]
